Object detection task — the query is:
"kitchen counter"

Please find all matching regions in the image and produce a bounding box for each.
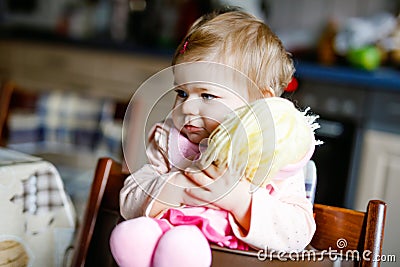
[295,61,400,92]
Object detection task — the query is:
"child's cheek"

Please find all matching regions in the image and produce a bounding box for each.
[203,117,221,134]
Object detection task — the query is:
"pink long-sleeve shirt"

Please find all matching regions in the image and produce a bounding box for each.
[120,119,316,251]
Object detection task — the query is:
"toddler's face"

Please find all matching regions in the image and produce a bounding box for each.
[171,72,249,144]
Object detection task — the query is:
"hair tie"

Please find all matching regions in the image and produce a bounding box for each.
[284,77,298,92]
[180,40,189,54]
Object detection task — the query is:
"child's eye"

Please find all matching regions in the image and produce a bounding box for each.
[201,93,217,100]
[175,89,188,98]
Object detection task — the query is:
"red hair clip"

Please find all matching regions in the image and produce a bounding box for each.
[284,77,298,92]
[180,40,189,54]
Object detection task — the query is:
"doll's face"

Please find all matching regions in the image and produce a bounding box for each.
[171,65,250,144]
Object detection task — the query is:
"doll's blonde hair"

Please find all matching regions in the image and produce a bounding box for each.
[172,9,295,97]
[199,97,318,187]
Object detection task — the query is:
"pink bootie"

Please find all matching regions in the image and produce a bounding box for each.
[109,217,163,267]
[152,225,212,267]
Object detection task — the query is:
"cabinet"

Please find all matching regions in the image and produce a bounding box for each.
[356,90,400,264]
[355,130,400,264]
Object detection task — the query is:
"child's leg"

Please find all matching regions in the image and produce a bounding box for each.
[152,225,212,267]
[109,217,163,267]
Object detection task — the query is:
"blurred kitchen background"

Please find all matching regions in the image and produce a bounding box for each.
[0,0,399,264]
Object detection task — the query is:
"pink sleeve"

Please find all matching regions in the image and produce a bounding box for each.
[228,171,316,251]
[120,122,175,219]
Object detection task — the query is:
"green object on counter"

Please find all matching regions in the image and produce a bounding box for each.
[347,46,381,71]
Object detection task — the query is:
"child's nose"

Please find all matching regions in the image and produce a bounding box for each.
[181,98,200,115]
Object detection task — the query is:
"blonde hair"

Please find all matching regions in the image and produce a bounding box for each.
[172,9,295,97]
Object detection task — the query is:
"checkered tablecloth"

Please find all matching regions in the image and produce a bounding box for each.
[10,166,66,216]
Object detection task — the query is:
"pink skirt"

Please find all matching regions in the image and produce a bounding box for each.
[158,207,248,250]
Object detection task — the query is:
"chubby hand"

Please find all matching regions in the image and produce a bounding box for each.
[183,163,252,231]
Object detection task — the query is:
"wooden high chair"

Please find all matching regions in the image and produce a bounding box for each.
[70,157,387,267]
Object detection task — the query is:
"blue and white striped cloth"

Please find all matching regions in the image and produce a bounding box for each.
[8,91,123,157]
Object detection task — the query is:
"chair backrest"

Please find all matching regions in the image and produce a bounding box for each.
[71,158,126,267]
[71,157,387,267]
[311,201,386,262]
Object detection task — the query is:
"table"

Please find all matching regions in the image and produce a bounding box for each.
[0,147,76,267]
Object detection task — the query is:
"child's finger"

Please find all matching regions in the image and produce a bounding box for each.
[201,163,226,180]
[184,169,213,187]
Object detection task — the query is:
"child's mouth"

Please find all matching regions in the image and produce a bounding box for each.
[184,125,202,133]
